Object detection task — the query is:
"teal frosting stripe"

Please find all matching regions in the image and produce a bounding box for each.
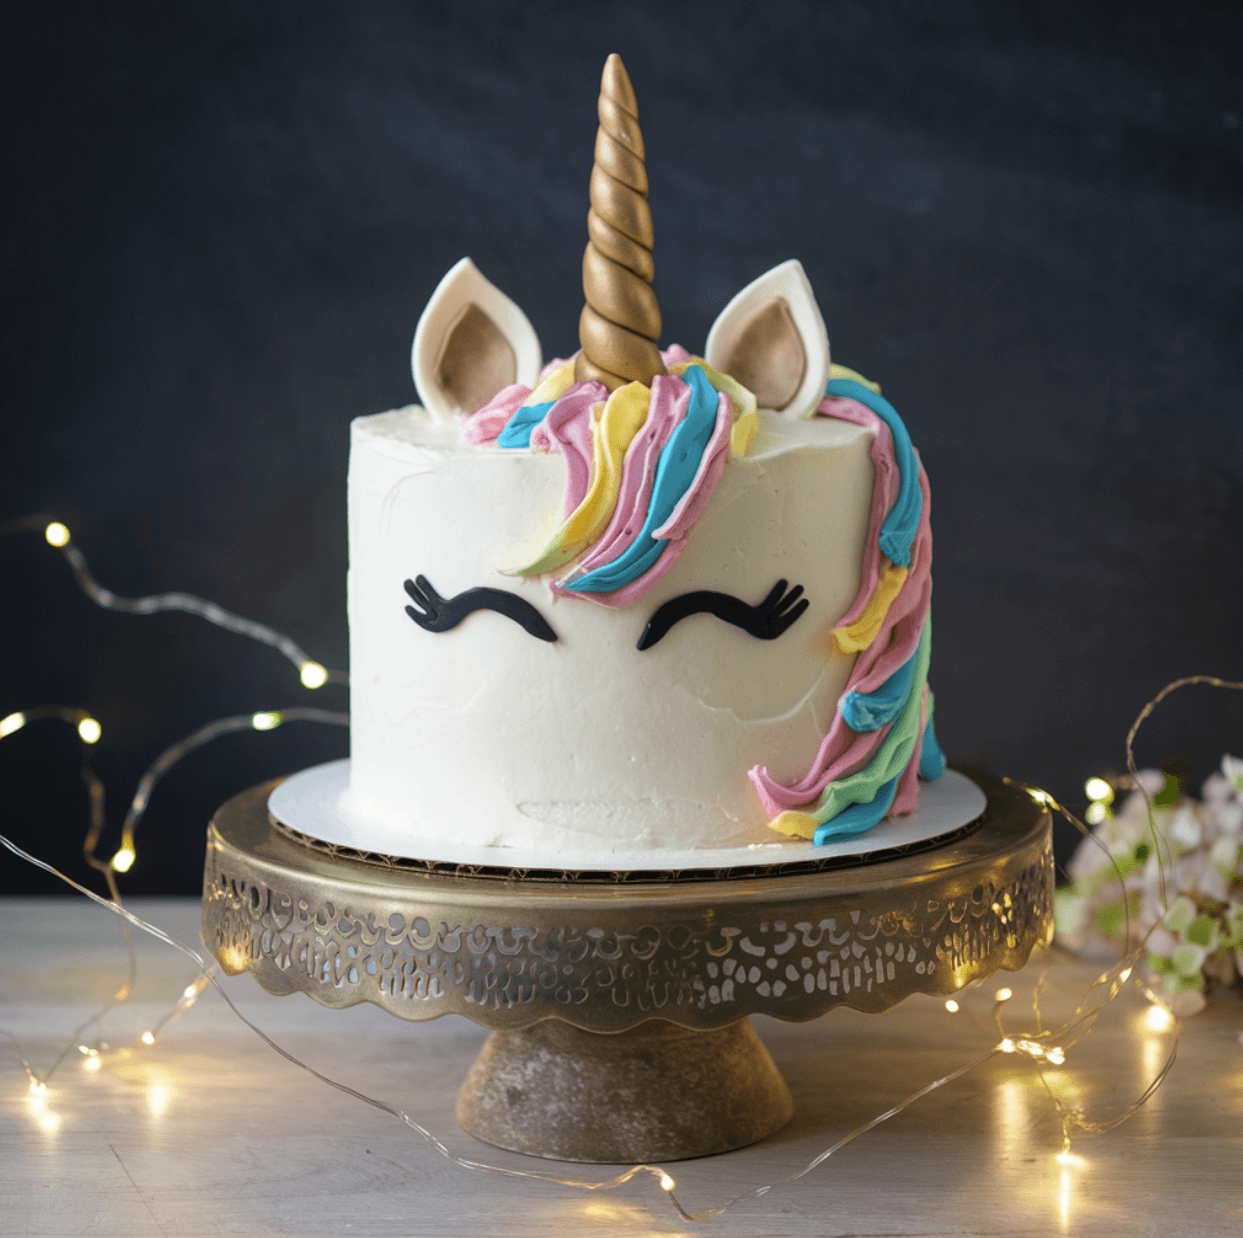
[565,365,719,595]
[839,629,923,731]
[813,774,900,843]
[808,620,931,828]
[825,378,921,568]
[919,703,945,780]
[497,400,555,449]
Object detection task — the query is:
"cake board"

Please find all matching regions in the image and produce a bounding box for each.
[201,768,1053,1163]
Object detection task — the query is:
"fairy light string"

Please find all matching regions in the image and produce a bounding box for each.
[2,515,346,689]
[0,516,348,1090]
[0,705,348,1090]
[1,511,1238,1221]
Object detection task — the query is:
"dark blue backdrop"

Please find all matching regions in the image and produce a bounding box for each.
[2,0,1240,894]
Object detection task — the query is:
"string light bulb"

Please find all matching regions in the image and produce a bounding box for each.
[945,999,959,1012]
[251,711,282,731]
[76,717,101,744]
[0,711,26,739]
[141,1031,156,1045]
[111,848,136,873]
[1084,777,1114,804]
[995,987,1013,1002]
[1144,1004,1174,1033]
[299,661,328,689]
[44,521,70,547]
[659,1172,675,1191]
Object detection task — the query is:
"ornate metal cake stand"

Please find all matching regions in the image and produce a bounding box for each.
[201,769,1052,1163]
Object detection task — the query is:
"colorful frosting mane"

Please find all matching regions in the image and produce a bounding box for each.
[410,53,943,846]
[463,348,756,608]
[460,352,944,846]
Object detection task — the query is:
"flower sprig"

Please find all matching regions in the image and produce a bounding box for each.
[1055,755,1243,1015]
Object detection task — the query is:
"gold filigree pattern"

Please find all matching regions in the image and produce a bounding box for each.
[202,773,1054,1033]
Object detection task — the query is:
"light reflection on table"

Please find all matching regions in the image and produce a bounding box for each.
[2,896,1238,1237]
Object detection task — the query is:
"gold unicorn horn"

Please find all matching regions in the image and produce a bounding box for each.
[575,54,665,390]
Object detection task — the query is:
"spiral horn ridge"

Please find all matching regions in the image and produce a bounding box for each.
[575,54,665,390]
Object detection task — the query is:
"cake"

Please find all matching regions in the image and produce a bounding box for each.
[337,55,943,858]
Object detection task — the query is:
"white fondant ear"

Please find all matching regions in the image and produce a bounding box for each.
[704,259,830,419]
[411,258,542,421]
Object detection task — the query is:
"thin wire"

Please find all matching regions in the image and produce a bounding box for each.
[0,834,680,1206]
[0,706,347,1089]
[0,811,1180,1225]
[115,708,349,856]
[1,516,347,686]
[1124,675,1243,910]
[0,710,138,1077]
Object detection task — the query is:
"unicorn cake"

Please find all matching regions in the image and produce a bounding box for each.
[337,55,944,858]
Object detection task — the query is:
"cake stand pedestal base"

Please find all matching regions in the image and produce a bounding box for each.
[456,1016,793,1162]
[203,769,1052,1164]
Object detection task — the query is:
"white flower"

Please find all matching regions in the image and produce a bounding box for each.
[1216,803,1243,834]
[1222,755,1243,794]
[1162,896,1198,934]
[1202,772,1233,805]
[1168,806,1203,850]
[1208,835,1238,874]
[1054,889,1089,940]
[1199,865,1231,903]
[1058,755,1243,1019]
[1146,927,1176,958]
[1169,988,1207,1018]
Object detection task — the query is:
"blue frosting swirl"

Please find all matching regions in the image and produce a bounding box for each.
[838,628,923,732]
[813,774,901,844]
[918,709,945,780]
[565,365,719,595]
[497,400,555,449]
[825,378,921,568]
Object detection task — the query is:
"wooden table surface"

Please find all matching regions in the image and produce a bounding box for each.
[2,896,1241,1237]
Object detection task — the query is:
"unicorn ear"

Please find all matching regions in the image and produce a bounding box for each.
[704,259,830,419]
[411,258,543,420]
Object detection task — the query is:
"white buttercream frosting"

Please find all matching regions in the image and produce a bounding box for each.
[339,404,876,854]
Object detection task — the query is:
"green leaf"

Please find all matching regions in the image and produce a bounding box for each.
[1185,915,1217,948]
[1095,901,1127,939]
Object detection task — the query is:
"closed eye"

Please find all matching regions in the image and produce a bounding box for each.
[637,579,808,651]
[403,575,557,642]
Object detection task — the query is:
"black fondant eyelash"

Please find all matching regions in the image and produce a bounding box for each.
[404,575,557,643]
[637,580,808,651]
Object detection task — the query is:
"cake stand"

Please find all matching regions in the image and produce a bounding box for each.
[201,768,1052,1163]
